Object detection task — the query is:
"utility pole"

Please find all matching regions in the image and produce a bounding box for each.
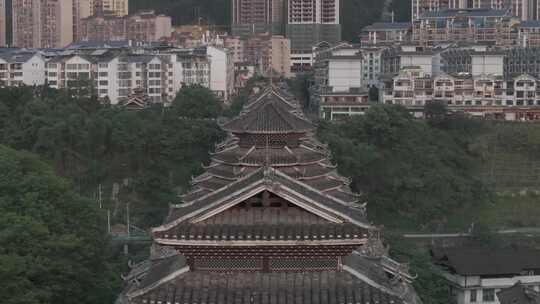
[124,202,130,256]
[107,209,111,234]
[126,202,130,238]
[98,183,102,209]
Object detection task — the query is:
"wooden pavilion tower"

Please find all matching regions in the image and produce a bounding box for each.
[118,84,420,304]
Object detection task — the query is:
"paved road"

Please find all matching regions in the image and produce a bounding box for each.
[403,227,540,239]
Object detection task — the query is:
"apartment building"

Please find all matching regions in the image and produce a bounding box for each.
[440,45,540,78]
[95,0,128,16]
[224,34,291,77]
[127,11,172,42]
[0,51,45,86]
[412,0,452,21]
[46,53,174,104]
[361,47,386,87]
[172,48,210,88]
[311,45,372,120]
[286,0,341,72]
[412,8,516,47]
[231,0,286,36]
[79,14,127,42]
[360,22,412,46]
[517,21,540,46]
[381,66,540,120]
[43,48,233,105]
[270,35,292,77]
[73,0,94,42]
[12,0,74,48]
[79,11,172,43]
[207,46,235,102]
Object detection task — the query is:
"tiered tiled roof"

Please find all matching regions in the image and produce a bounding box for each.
[123,252,416,304]
[118,83,419,304]
[178,86,362,213]
[157,167,370,243]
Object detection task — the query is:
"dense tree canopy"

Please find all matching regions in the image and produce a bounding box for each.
[0,145,116,304]
[318,105,490,228]
[0,86,223,228]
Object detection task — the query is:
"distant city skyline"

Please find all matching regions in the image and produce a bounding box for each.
[0,0,129,48]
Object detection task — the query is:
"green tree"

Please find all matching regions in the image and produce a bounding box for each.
[171,85,222,119]
[318,104,490,228]
[0,145,118,304]
[388,235,452,304]
[425,101,448,125]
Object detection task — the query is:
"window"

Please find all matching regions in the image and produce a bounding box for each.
[482,289,495,302]
[470,289,477,302]
[99,72,108,77]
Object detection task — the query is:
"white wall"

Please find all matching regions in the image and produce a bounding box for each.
[472,55,504,76]
[207,46,231,101]
[103,57,120,104]
[328,58,362,92]
[21,54,46,86]
[400,54,433,76]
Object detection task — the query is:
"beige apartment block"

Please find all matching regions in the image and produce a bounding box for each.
[0,0,5,46]
[79,10,172,43]
[13,0,73,48]
[99,0,128,16]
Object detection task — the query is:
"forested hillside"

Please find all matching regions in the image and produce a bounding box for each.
[0,86,224,229]
[0,145,118,303]
[317,104,491,229]
[130,0,410,41]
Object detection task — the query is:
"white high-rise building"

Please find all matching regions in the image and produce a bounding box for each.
[286,0,341,72]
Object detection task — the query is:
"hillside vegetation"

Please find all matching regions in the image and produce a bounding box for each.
[317,105,491,229]
[0,145,118,304]
[0,86,224,229]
